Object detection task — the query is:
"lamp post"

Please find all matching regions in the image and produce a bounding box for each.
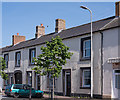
[80,6,93,98]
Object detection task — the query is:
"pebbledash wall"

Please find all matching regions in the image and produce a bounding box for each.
[42,32,102,96]
[102,27,120,98]
[2,26,120,98]
[1,1,120,98]
[3,32,102,96]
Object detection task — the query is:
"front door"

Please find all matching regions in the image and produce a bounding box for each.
[65,71,71,96]
[15,72,22,84]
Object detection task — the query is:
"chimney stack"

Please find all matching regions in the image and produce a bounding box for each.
[12,33,25,45]
[115,1,120,17]
[55,19,65,33]
[35,24,45,38]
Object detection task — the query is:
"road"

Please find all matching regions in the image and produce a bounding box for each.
[1,95,73,100]
[1,93,73,100]
[1,95,46,100]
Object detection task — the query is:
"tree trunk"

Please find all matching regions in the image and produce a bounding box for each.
[29,86,32,100]
[52,77,54,99]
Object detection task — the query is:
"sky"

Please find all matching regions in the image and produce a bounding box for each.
[2,2,116,47]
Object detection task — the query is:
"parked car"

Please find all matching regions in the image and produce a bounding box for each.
[5,84,43,98]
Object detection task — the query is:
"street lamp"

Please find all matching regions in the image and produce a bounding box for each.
[80,6,93,98]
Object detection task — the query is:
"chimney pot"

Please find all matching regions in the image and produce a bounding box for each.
[41,24,43,26]
[115,1,120,17]
[17,33,19,36]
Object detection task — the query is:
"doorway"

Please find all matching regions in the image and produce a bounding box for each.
[14,70,22,84]
[63,69,71,96]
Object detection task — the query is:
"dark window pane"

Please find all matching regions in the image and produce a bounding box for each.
[115,70,120,73]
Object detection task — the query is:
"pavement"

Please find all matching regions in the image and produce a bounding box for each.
[0,91,115,100]
[0,90,73,100]
[43,94,72,99]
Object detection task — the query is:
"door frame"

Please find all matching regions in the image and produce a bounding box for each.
[36,74,40,90]
[65,71,70,96]
[62,69,71,96]
[14,70,22,84]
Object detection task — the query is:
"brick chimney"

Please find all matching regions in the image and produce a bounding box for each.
[115,1,120,17]
[55,19,65,33]
[35,24,45,38]
[12,33,26,45]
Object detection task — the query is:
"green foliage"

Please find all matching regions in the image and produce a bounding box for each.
[32,36,73,78]
[0,57,8,80]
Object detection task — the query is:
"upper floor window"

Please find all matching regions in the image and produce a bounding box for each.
[4,54,9,68]
[15,51,21,67]
[29,48,36,65]
[81,37,91,59]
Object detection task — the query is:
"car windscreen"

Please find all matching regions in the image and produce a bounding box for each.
[13,84,23,89]
[5,85,12,89]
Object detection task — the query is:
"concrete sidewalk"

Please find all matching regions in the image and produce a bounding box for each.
[43,94,72,99]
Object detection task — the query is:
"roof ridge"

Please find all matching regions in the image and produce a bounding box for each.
[2,16,117,52]
[100,17,117,30]
[63,16,115,31]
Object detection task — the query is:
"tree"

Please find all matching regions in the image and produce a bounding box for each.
[32,36,73,98]
[0,57,8,80]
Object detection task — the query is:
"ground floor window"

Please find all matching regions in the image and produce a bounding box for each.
[115,70,120,89]
[4,79,9,86]
[27,72,32,86]
[80,68,91,88]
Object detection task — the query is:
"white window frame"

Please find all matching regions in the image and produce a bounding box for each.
[4,54,8,68]
[30,49,35,64]
[16,52,21,66]
[82,69,91,87]
[83,39,91,58]
[115,70,120,89]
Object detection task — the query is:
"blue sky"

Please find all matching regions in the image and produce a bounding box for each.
[2,2,115,47]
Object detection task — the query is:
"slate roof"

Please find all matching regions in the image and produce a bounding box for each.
[1,16,120,53]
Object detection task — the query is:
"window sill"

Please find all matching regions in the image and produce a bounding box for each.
[47,86,56,88]
[80,57,90,61]
[29,63,35,66]
[15,66,20,67]
[80,87,90,89]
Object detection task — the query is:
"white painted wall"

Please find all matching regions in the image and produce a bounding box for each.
[2,32,102,95]
[102,28,119,98]
[3,27,119,97]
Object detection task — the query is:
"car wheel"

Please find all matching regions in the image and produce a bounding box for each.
[39,94,43,98]
[7,94,10,97]
[14,93,20,98]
